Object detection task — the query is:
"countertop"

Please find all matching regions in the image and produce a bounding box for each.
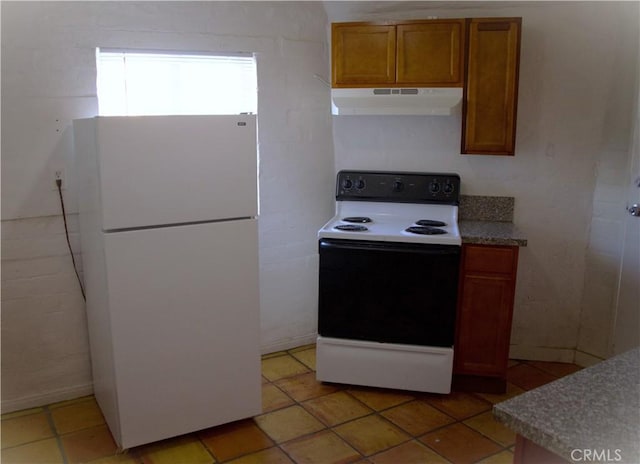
[493,348,640,463]
[458,195,527,246]
[459,220,528,247]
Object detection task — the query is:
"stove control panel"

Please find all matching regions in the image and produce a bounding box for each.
[336,170,460,205]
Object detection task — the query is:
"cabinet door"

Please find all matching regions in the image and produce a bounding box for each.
[454,245,518,377]
[396,20,465,86]
[332,23,396,86]
[455,274,514,376]
[462,18,521,155]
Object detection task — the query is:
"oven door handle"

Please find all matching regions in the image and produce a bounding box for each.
[319,239,460,255]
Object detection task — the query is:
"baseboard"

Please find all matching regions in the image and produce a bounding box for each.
[574,350,605,367]
[1,383,94,414]
[2,337,317,414]
[260,333,317,355]
[508,345,576,363]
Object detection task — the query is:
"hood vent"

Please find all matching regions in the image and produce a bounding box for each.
[331,87,463,116]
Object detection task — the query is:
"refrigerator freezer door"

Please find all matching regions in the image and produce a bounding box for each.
[102,219,261,448]
[95,115,257,231]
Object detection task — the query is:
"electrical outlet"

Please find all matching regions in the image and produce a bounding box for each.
[53,169,65,190]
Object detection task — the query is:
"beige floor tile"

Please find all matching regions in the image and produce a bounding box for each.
[369,440,451,464]
[1,437,64,464]
[49,395,96,409]
[1,407,45,420]
[255,405,325,443]
[226,447,294,464]
[262,384,296,413]
[199,419,273,461]
[262,355,310,382]
[51,398,106,434]
[346,388,414,411]
[424,392,492,420]
[476,450,515,464]
[87,452,141,464]
[262,351,289,360]
[60,425,119,464]
[1,412,55,449]
[474,383,525,405]
[464,411,516,447]
[302,391,373,427]
[419,423,502,464]
[289,347,317,370]
[381,400,456,436]
[86,452,140,464]
[137,436,213,464]
[333,415,410,456]
[288,344,316,354]
[275,372,339,402]
[281,430,361,464]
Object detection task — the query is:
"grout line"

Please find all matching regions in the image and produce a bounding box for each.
[43,405,70,464]
[260,363,508,461]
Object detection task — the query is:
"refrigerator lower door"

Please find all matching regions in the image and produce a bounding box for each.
[99,219,260,449]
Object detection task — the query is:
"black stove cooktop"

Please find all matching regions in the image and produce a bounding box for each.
[415,219,447,227]
[334,224,368,232]
[405,226,447,235]
[342,216,372,223]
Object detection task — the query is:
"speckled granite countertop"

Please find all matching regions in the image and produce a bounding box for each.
[459,221,528,246]
[458,195,527,247]
[494,348,640,463]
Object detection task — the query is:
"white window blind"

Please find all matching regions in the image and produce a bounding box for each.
[97,50,257,116]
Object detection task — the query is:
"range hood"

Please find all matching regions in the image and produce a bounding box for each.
[331,87,463,116]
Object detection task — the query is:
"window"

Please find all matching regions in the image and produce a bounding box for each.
[96,50,257,116]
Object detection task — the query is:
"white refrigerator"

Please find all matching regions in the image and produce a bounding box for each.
[74,115,261,449]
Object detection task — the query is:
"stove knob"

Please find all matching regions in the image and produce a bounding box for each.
[355,179,366,190]
[443,182,455,194]
[342,179,353,190]
[429,181,440,193]
[392,181,404,192]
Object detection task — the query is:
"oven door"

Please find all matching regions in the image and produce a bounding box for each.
[318,238,460,347]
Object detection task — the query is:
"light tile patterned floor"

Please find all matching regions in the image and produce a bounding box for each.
[1,345,581,464]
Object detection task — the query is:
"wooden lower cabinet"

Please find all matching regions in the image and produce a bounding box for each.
[453,244,519,393]
[513,435,570,464]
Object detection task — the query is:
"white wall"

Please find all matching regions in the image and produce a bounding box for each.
[576,9,639,362]
[1,1,335,412]
[326,2,639,362]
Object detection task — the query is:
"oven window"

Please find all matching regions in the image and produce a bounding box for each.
[318,239,460,347]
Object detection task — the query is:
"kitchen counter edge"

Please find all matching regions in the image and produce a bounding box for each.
[493,348,640,463]
[459,220,527,246]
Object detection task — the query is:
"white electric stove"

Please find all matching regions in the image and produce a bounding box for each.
[316,170,462,394]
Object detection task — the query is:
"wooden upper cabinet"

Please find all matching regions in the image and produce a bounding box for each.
[332,23,396,86]
[331,20,464,88]
[396,20,465,86]
[462,18,522,155]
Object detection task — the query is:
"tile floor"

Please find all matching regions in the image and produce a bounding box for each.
[1,345,582,464]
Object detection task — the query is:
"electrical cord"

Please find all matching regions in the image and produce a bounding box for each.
[56,178,86,301]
